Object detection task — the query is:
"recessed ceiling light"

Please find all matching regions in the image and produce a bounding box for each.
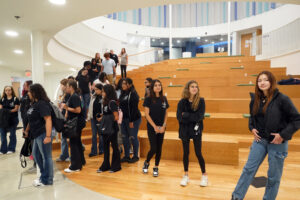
[49,0,66,5]
[152,39,155,42]
[44,62,51,66]
[69,68,77,72]
[220,38,223,41]
[177,40,181,43]
[197,37,201,39]
[5,30,19,37]
[161,42,164,45]
[13,49,23,54]
[205,39,208,42]
[212,41,215,44]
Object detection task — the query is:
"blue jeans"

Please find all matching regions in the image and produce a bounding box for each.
[232,139,288,200]
[59,133,69,160]
[81,93,91,118]
[32,132,54,185]
[90,118,103,155]
[0,117,19,153]
[121,118,141,158]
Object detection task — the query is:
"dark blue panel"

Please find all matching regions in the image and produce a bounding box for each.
[138,8,142,25]
[271,3,276,9]
[113,13,117,19]
[252,2,256,16]
[164,5,167,27]
[234,1,238,20]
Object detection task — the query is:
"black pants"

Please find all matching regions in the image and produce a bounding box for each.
[181,135,206,173]
[121,65,127,78]
[99,132,121,171]
[69,129,85,170]
[146,129,165,166]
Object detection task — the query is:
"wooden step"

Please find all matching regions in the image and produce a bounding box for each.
[138,130,239,165]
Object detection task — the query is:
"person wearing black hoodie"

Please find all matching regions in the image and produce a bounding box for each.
[232,71,300,200]
[119,78,141,163]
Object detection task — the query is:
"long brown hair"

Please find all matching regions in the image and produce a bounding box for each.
[150,79,165,103]
[182,80,201,111]
[2,86,16,99]
[252,71,277,115]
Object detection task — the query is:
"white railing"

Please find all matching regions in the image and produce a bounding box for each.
[260,18,300,58]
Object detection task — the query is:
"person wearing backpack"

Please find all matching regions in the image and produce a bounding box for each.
[23,84,53,186]
[62,80,86,173]
[97,84,121,173]
[0,86,20,154]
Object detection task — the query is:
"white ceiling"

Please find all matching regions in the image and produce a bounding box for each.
[0,0,299,73]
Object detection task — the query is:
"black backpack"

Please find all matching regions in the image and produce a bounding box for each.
[49,102,65,132]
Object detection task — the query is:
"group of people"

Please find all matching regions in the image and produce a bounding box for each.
[0,59,299,200]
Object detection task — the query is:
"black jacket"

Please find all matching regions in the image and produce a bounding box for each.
[177,98,205,140]
[110,54,119,66]
[20,93,31,127]
[249,89,300,141]
[119,88,141,122]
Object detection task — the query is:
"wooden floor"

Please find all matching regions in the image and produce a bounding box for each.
[54,144,300,200]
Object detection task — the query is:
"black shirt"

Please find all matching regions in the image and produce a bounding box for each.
[76,75,90,94]
[119,91,130,119]
[110,54,119,67]
[0,97,20,118]
[67,93,82,120]
[93,95,102,119]
[143,96,169,126]
[103,100,118,115]
[27,100,51,139]
[91,64,101,82]
[20,94,31,126]
[255,100,267,139]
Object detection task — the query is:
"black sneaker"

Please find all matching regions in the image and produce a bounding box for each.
[153,167,159,177]
[129,156,139,163]
[142,161,149,174]
[120,156,131,163]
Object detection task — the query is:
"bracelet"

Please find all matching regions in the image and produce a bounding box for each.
[46,136,51,138]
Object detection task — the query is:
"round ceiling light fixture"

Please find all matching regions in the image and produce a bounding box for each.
[13,49,24,54]
[5,30,19,37]
[49,0,66,5]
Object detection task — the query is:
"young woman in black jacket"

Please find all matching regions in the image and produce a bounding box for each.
[143,79,169,177]
[119,78,141,163]
[176,80,208,187]
[232,71,300,200]
[0,86,20,154]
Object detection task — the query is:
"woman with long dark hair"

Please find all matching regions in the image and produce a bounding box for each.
[177,80,208,187]
[142,79,169,177]
[87,83,104,157]
[119,48,128,78]
[24,84,53,186]
[0,86,20,154]
[119,78,141,163]
[232,71,300,200]
[97,84,121,173]
[63,80,86,173]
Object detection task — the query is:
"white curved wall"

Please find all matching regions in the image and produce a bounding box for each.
[48,4,300,73]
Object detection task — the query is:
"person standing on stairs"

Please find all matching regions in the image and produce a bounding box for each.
[176,80,208,187]
[119,78,141,163]
[63,80,86,173]
[232,71,300,200]
[142,79,169,177]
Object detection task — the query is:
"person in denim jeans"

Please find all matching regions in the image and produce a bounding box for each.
[232,71,300,200]
[87,83,104,157]
[24,83,53,186]
[119,78,141,163]
[0,86,20,154]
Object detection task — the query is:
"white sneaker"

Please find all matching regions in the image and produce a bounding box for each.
[180,175,189,187]
[64,168,80,173]
[0,152,4,155]
[65,157,70,162]
[200,175,208,187]
[7,151,14,154]
[32,179,45,187]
